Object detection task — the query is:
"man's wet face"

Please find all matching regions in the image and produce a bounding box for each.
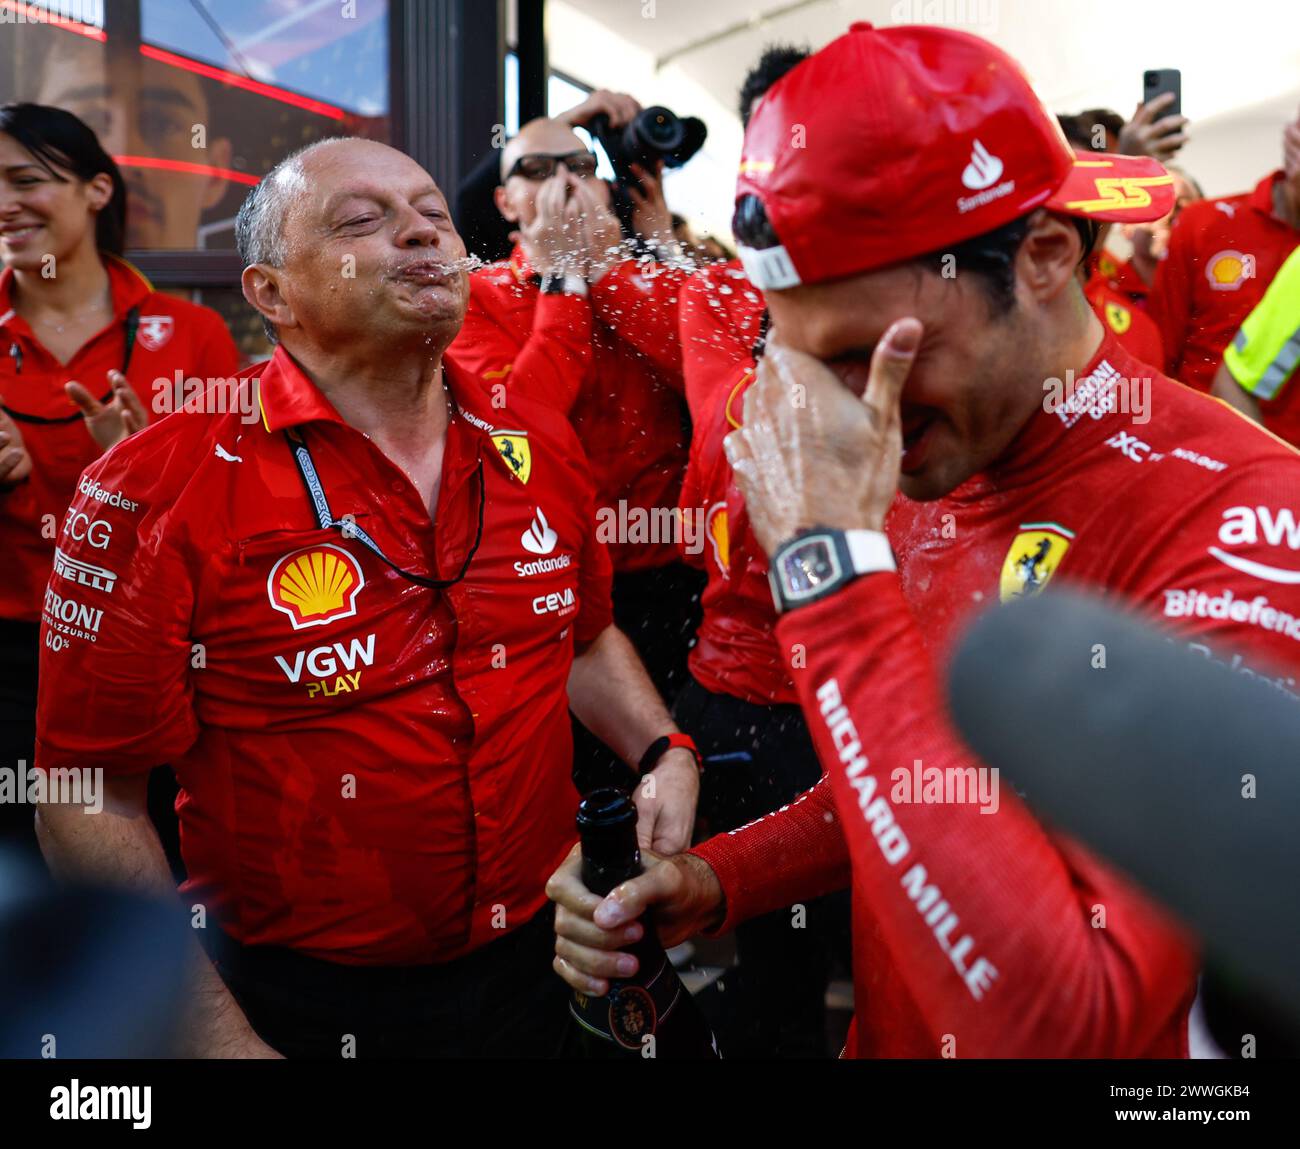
[275,141,469,350]
[764,263,1038,501]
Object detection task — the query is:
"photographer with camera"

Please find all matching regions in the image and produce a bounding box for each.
[452,106,705,785]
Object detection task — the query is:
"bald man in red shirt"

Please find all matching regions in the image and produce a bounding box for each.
[33,138,699,1059]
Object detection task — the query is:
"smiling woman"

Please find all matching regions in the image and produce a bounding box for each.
[0,102,238,860]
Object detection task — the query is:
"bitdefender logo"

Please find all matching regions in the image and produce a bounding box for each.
[961,139,1004,190]
[521,508,557,556]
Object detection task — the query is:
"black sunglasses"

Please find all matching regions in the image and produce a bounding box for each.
[505,150,599,181]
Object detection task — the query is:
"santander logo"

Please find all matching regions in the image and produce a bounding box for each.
[961,139,1004,190]
[521,507,558,556]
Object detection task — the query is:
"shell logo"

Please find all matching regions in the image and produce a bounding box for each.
[1206,249,1251,292]
[706,502,730,577]
[267,544,365,630]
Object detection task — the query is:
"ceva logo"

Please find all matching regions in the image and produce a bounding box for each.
[521,508,557,556]
[1210,505,1300,584]
[961,139,1004,191]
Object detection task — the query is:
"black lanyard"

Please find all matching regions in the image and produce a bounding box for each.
[2,306,140,425]
[284,426,485,590]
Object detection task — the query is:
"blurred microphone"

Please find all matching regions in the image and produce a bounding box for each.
[0,849,191,1057]
[947,590,1300,1030]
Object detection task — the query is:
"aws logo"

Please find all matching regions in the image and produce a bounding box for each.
[267,545,365,630]
[1206,250,1254,292]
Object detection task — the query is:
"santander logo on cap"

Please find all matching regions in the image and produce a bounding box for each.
[961,140,1004,190]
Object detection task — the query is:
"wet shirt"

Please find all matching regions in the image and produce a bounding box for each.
[1149,172,1300,392]
[677,262,795,705]
[35,345,613,965]
[693,332,1300,1056]
[0,256,239,622]
[453,247,690,572]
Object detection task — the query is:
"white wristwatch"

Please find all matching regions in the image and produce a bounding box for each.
[768,528,895,613]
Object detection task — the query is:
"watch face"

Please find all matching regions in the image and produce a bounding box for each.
[780,537,841,600]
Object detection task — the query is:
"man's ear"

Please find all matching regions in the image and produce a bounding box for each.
[1016,210,1084,303]
[242,264,296,336]
[494,184,518,224]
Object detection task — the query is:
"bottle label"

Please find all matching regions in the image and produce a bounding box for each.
[569,949,682,1053]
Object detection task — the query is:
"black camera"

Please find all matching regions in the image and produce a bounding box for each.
[587,106,707,240]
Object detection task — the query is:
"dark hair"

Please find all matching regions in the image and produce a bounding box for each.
[1060,108,1125,153]
[734,195,1091,316]
[0,103,128,256]
[739,44,811,128]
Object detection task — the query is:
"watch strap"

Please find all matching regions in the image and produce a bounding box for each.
[637,732,703,777]
[540,272,588,297]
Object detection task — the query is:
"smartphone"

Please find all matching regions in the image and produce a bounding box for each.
[1143,69,1181,118]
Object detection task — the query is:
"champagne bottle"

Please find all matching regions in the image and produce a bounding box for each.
[567,787,720,1058]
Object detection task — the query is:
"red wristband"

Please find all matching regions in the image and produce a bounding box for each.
[638,732,703,776]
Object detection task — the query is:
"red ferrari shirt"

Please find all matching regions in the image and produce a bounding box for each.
[677,262,795,705]
[0,256,238,622]
[452,248,689,572]
[1148,171,1300,391]
[35,345,613,965]
[1084,277,1164,367]
[1088,251,1151,308]
[693,332,1300,1057]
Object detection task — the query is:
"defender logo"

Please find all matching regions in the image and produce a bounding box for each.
[521,508,557,556]
[268,545,365,630]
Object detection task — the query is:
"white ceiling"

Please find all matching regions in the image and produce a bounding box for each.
[549,0,1300,233]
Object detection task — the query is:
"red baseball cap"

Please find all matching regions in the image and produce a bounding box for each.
[736,22,1177,291]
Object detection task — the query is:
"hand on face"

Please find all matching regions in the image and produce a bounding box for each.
[570,177,624,283]
[516,172,587,277]
[724,319,922,554]
[627,161,673,247]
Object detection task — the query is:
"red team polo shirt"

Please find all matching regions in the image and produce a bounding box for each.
[692,332,1300,1057]
[677,262,795,705]
[1083,276,1164,368]
[0,255,238,622]
[36,345,612,965]
[453,247,689,572]
[1149,171,1300,392]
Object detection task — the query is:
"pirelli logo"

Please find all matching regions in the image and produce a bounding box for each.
[52,548,118,594]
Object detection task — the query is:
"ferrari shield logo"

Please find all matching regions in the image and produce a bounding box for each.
[1103,301,1131,335]
[999,522,1074,602]
[137,314,174,350]
[491,431,531,484]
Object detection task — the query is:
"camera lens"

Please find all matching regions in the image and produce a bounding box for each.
[635,107,685,152]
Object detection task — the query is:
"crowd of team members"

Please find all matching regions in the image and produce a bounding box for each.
[3,21,1300,1059]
